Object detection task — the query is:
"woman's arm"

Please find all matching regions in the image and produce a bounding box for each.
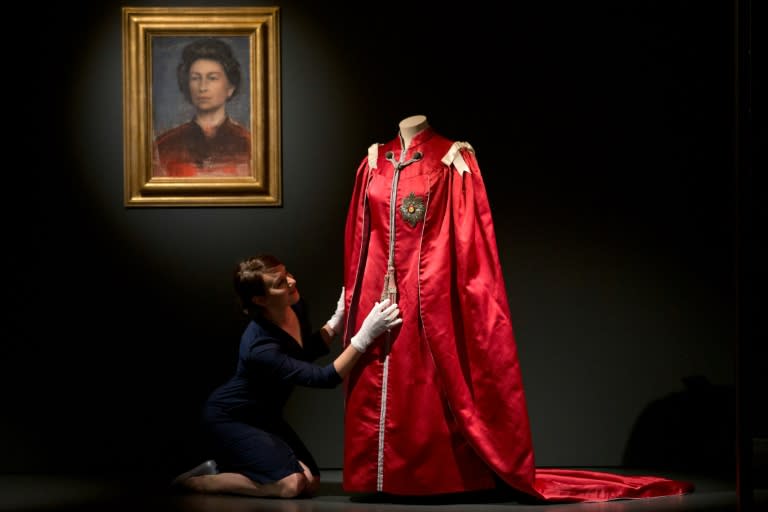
[332,344,365,379]
[251,299,402,387]
[321,288,346,346]
[332,299,402,379]
[320,324,336,345]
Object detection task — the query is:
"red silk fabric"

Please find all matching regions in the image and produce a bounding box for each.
[341,127,693,501]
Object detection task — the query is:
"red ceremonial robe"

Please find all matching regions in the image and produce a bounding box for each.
[341,127,694,501]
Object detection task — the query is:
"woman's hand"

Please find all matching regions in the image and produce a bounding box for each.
[325,287,345,336]
[350,299,402,352]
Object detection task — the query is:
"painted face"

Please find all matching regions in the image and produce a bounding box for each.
[261,265,300,307]
[188,58,235,113]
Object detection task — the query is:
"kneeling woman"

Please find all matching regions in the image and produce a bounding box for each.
[173,253,401,498]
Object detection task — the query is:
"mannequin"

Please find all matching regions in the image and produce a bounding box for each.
[340,115,694,501]
[398,114,429,148]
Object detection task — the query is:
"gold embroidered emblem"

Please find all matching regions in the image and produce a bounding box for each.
[399,192,426,227]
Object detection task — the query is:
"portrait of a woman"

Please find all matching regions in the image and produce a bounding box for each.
[152,37,251,177]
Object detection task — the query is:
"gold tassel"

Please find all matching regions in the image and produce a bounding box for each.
[380,265,397,303]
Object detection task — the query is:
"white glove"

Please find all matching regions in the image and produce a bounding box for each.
[326,287,345,335]
[350,299,403,353]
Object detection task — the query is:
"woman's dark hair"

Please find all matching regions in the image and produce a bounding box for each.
[234,254,282,314]
[177,38,242,103]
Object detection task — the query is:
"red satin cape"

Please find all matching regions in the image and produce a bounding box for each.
[341,127,693,501]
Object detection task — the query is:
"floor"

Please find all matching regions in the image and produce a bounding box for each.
[2,468,766,512]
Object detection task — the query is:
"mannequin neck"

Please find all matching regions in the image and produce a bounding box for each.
[399,115,429,148]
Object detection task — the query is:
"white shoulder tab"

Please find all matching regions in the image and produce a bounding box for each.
[440,141,474,175]
[367,143,380,169]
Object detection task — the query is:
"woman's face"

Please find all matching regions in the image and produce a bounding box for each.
[259,265,300,309]
[188,58,235,113]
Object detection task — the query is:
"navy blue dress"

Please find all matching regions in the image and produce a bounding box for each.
[202,299,342,483]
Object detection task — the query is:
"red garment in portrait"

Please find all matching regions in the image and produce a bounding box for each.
[152,117,251,177]
[341,127,693,501]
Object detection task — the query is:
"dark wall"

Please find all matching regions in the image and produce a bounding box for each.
[5,0,748,481]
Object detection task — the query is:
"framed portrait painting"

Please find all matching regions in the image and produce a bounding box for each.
[122,7,281,206]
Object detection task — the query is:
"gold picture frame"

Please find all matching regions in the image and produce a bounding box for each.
[122,7,281,207]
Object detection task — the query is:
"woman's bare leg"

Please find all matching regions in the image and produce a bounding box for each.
[183,471,308,498]
[298,461,320,497]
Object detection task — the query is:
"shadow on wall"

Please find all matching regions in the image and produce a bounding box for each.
[623,375,736,476]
